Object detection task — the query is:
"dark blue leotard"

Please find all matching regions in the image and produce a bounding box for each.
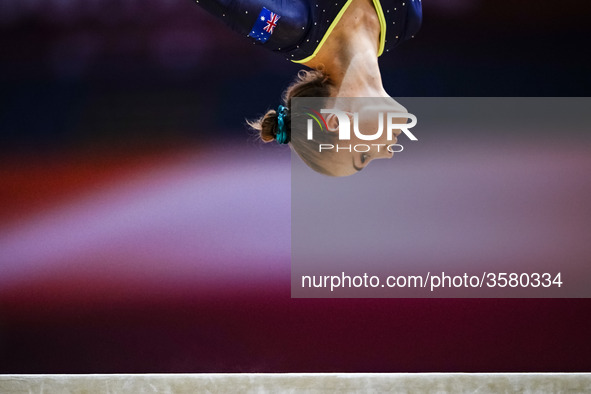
[192,0,422,62]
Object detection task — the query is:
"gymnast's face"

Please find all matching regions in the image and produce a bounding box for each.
[319,109,403,177]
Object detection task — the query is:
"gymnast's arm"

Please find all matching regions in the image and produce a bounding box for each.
[192,0,311,52]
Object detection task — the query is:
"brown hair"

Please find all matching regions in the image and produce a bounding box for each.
[247,69,337,175]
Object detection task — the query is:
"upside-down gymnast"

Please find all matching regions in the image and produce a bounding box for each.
[193,0,422,176]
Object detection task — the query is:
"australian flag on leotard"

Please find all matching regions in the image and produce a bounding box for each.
[248,7,281,43]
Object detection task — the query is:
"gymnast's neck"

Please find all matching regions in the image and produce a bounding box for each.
[302,0,388,98]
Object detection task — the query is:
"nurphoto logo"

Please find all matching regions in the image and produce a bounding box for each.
[305,109,418,153]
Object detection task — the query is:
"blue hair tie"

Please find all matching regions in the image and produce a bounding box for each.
[276,105,290,144]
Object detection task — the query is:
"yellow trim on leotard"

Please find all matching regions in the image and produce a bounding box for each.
[371,0,386,57]
[292,0,386,63]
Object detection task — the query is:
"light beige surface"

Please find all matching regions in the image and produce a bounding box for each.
[1,373,590,394]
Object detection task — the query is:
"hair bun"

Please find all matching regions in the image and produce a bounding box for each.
[247,109,281,143]
[248,68,331,145]
[260,110,279,142]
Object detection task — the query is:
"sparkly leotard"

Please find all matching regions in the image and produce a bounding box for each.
[193,0,422,62]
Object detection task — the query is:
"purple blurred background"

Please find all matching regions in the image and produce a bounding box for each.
[1,0,591,372]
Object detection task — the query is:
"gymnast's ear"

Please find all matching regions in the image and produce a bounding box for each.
[324,112,340,132]
[324,111,353,133]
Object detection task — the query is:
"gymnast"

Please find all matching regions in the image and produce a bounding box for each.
[193,0,422,176]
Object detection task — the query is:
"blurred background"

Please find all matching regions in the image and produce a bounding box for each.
[1,0,590,372]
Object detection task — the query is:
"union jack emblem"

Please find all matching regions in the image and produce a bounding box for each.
[263,12,280,34]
